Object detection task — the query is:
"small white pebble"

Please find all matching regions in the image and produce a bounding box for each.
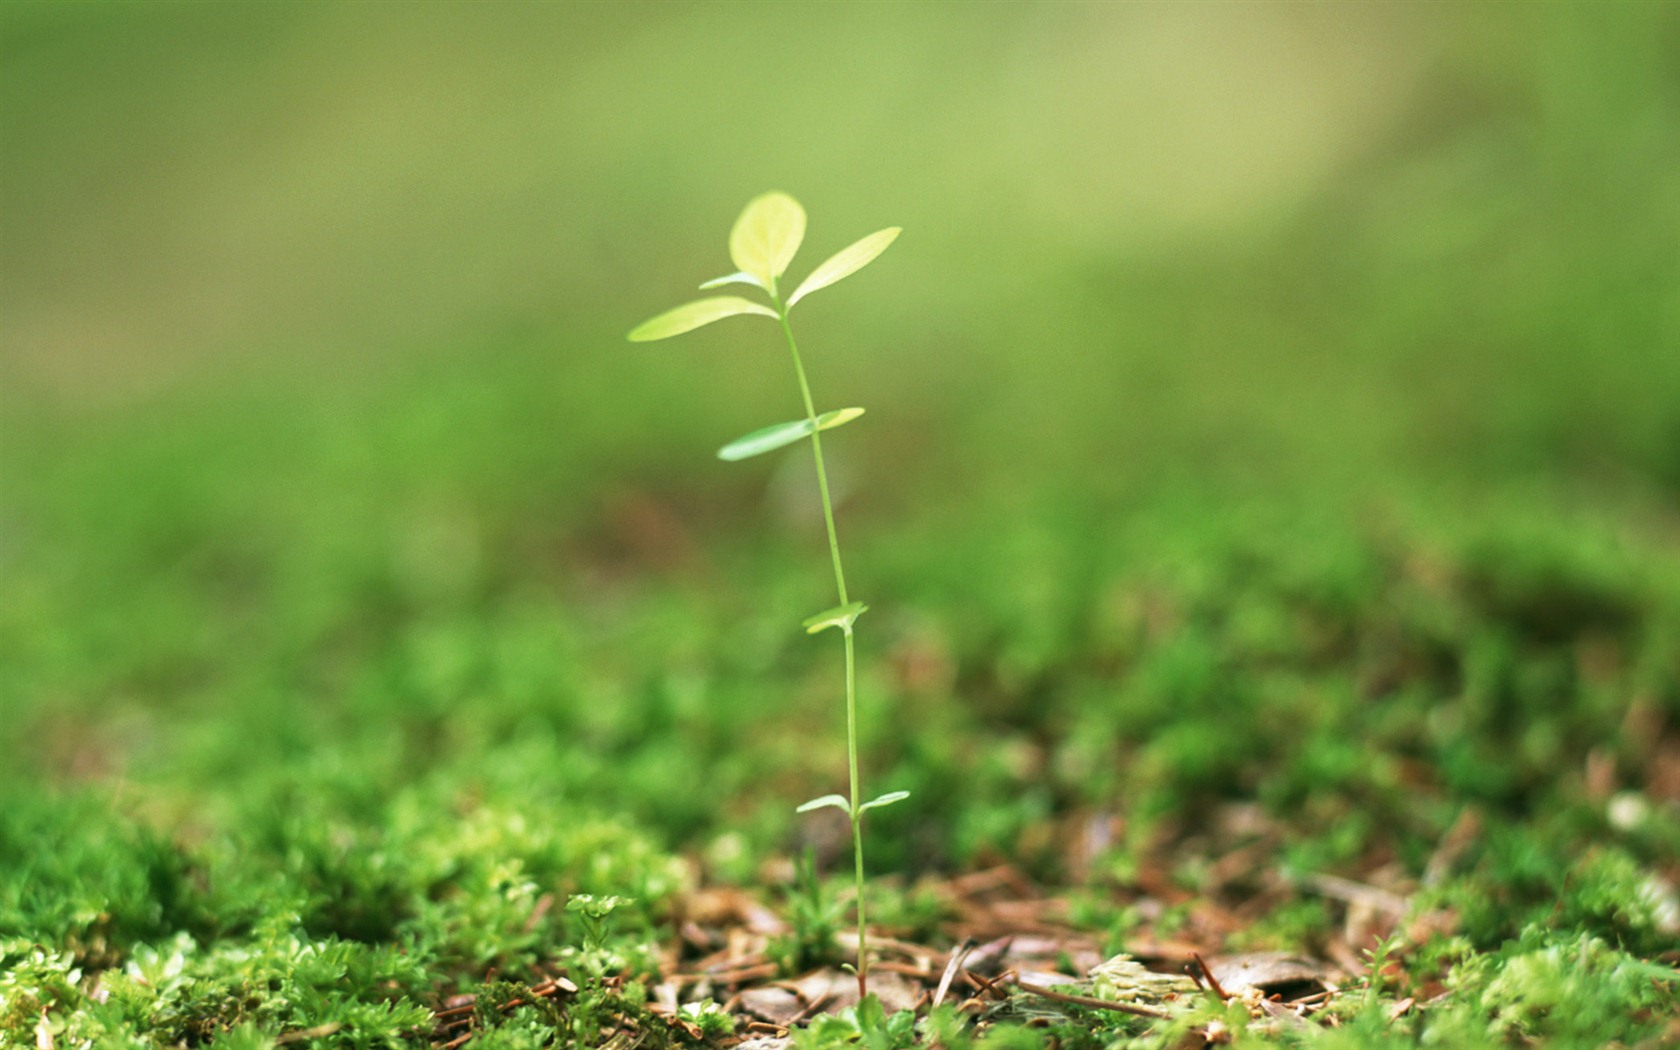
[1642,875,1680,935]
[1608,791,1648,831]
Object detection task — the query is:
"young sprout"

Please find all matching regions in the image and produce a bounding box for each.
[566,893,633,954]
[565,893,635,982]
[629,192,907,997]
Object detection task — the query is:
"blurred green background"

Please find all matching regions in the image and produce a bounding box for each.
[7,1,1676,484]
[3,1,1679,858]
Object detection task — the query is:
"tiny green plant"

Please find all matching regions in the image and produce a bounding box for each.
[564,893,633,981]
[565,893,631,954]
[629,192,908,996]
[769,848,846,976]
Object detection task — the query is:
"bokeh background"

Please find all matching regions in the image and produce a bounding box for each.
[3,2,1679,866]
[9,1,1677,479]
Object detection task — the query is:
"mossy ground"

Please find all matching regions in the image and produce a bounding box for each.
[3,343,1677,1048]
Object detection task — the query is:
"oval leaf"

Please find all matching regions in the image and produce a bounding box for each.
[698,271,765,291]
[719,419,808,462]
[796,794,852,815]
[717,407,866,462]
[628,297,778,342]
[729,192,806,290]
[857,790,910,815]
[787,227,901,308]
[802,601,868,635]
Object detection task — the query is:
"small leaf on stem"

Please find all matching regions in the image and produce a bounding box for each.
[802,601,868,635]
[717,407,865,461]
[787,227,902,307]
[628,297,778,341]
[698,271,766,291]
[856,790,910,815]
[795,794,852,815]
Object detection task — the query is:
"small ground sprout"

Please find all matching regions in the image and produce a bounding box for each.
[630,192,907,996]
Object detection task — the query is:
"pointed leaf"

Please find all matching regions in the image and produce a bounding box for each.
[787,227,901,307]
[814,405,866,431]
[729,192,805,290]
[795,794,852,815]
[628,297,777,341]
[717,407,865,462]
[802,601,868,635]
[857,790,910,815]
[718,420,807,462]
[698,271,765,291]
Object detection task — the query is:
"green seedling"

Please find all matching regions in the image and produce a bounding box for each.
[679,998,736,1039]
[564,893,634,981]
[630,192,908,996]
[565,893,631,954]
[769,848,846,976]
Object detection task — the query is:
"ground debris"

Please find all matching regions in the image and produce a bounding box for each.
[1206,952,1331,999]
[431,863,1368,1046]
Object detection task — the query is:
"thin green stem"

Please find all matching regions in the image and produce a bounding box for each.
[845,628,864,992]
[776,308,848,605]
[774,294,868,997]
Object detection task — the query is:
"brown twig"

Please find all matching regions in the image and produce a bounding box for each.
[848,933,944,962]
[789,988,833,1026]
[429,974,581,1046]
[700,962,780,985]
[874,960,934,978]
[962,968,1012,1001]
[1192,952,1228,1001]
[1012,977,1173,1020]
[432,1002,476,1022]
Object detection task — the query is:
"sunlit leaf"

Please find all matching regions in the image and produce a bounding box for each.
[627,297,778,341]
[795,794,852,815]
[565,894,633,917]
[802,601,868,635]
[698,271,765,291]
[814,405,865,431]
[717,407,865,462]
[729,192,806,291]
[787,227,901,307]
[857,790,910,815]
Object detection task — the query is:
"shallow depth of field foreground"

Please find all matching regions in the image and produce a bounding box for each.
[2,5,1678,1049]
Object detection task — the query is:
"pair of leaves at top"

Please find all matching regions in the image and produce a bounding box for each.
[627,192,900,342]
[796,790,911,818]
